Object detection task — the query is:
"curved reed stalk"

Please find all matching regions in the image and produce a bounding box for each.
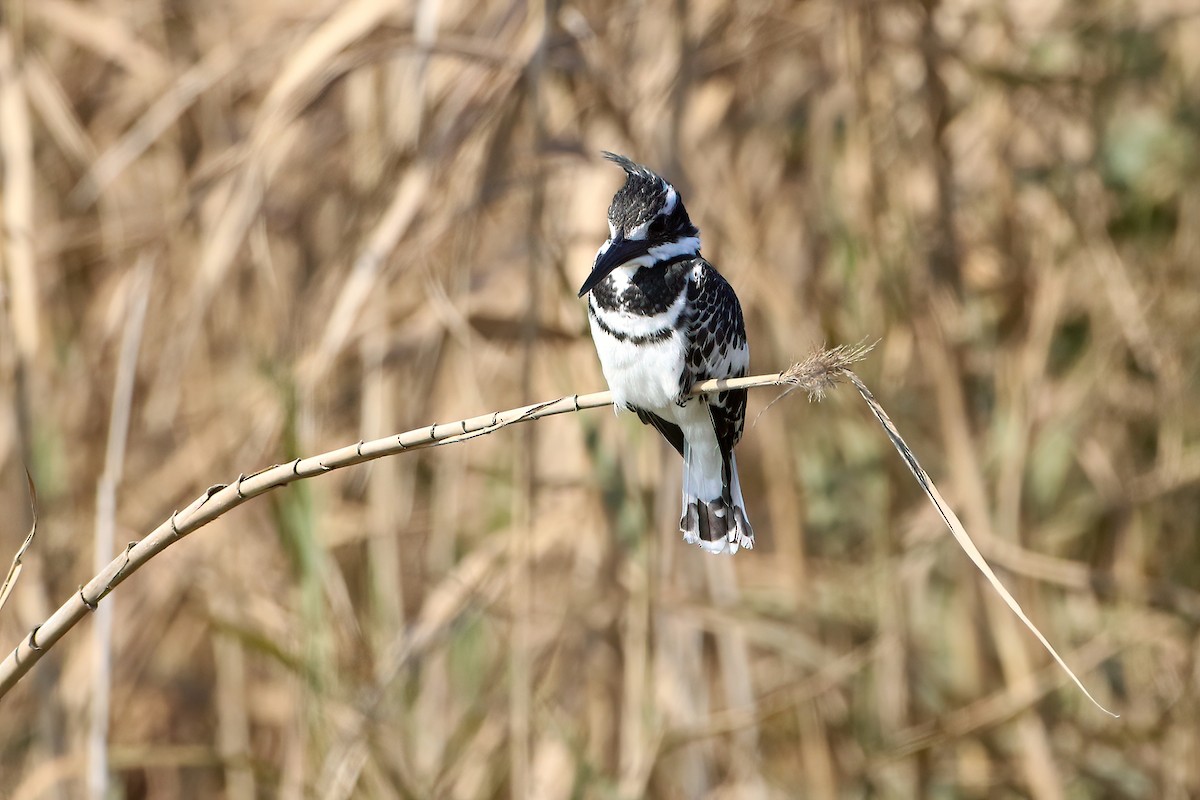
[0,342,1115,717]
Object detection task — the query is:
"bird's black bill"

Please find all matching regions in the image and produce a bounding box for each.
[577,236,647,297]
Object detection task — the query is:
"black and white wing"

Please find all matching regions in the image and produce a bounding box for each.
[626,259,748,461]
[683,259,749,457]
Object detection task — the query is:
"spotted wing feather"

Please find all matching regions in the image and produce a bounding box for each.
[683,259,749,464]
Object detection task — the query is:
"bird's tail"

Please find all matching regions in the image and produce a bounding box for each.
[679,448,754,555]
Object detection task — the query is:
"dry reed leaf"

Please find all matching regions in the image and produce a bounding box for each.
[311,164,433,378]
[762,342,1116,716]
[30,0,169,84]
[0,34,38,359]
[70,44,240,208]
[0,470,37,616]
[23,55,96,169]
[842,371,1118,718]
[260,0,399,125]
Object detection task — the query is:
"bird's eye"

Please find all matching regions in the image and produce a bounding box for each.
[647,216,666,237]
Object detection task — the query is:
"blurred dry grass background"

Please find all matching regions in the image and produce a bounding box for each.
[1,0,1199,797]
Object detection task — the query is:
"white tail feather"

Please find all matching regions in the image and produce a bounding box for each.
[680,447,754,555]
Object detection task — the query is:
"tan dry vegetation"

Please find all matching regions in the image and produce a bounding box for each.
[1,0,1198,797]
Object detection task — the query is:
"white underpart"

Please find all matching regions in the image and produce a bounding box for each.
[676,402,724,503]
[588,281,688,411]
[587,258,744,417]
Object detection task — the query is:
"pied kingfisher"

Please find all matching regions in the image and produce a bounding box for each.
[579,153,754,555]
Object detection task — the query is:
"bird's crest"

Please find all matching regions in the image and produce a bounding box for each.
[603,152,660,183]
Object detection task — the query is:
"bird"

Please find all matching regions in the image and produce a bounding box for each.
[578,152,754,555]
